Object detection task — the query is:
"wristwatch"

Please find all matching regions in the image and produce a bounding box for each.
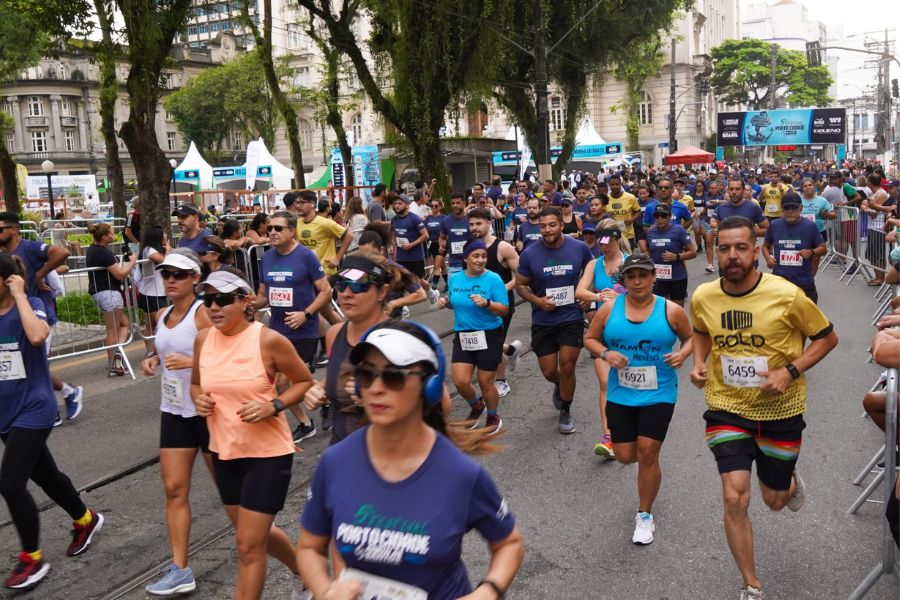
[303,310,312,320]
[271,398,286,414]
[785,363,801,380]
[599,350,609,361]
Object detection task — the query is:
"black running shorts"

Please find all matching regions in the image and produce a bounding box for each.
[451,326,505,371]
[159,411,210,453]
[606,401,675,444]
[212,453,293,515]
[652,278,688,301]
[530,320,584,357]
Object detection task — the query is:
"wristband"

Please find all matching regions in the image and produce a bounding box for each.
[477,579,504,599]
[785,363,801,380]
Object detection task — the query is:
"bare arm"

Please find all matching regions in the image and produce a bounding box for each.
[575,260,599,303]
[465,528,525,600]
[35,244,69,283]
[499,242,519,291]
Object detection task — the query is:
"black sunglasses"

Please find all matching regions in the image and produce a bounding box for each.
[267,225,290,233]
[201,293,244,308]
[653,212,670,218]
[334,278,376,294]
[354,363,425,391]
[160,269,193,281]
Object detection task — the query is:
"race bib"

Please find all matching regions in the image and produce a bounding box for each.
[779,250,803,266]
[618,365,658,390]
[459,330,487,351]
[546,285,575,306]
[339,568,427,600]
[802,213,816,222]
[721,355,768,388]
[655,264,672,280]
[269,287,294,307]
[396,237,409,247]
[0,351,26,381]
[161,375,183,407]
[767,204,778,213]
[450,241,465,255]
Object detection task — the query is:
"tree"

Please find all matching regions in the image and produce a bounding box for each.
[93,0,127,219]
[611,36,666,151]
[165,52,282,162]
[709,39,833,110]
[239,0,306,187]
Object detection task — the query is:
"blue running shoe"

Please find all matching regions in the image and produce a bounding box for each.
[145,564,196,596]
[65,386,83,420]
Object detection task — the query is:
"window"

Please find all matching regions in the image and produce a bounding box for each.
[28,96,43,117]
[4,133,14,153]
[59,64,69,79]
[167,131,178,151]
[293,66,311,88]
[638,91,652,125]
[287,23,310,49]
[1,101,11,116]
[64,130,76,152]
[60,97,72,117]
[232,130,243,150]
[350,113,363,145]
[346,71,360,91]
[299,119,313,149]
[31,131,47,152]
[550,96,565,131]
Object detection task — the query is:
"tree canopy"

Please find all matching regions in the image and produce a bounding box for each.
[710,38,833,109]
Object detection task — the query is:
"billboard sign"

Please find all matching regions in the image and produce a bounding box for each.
[717,108,846,146]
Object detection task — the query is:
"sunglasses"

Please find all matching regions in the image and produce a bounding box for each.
[201,293,245,308]
[354,363,425,390]
[267,225,290,233]
[160,269,193,281]
[653,212,670,218]
[658,185,673,190]
[334,278,376,294]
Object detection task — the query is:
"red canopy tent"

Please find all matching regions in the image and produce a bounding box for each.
[663,145,715,166]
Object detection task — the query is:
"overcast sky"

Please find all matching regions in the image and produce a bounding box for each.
[740,0,900,100]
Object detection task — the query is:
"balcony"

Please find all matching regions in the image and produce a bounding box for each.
[60,116,78,127]
[13,151,94,163]
[25,116,48,127]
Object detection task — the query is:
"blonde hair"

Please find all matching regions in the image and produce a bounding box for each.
[595,217,631,253]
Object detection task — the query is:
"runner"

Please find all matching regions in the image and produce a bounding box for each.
[140,250,214,596]
[517,207,593,434]
[584,254,692,545]
[639,202,696,306]
[572,186,591,220]
[467,207,523,399]
[390,193,440,304]
[514,197,542,252]
[424,199,447,290]
[689,216,838,600]
[762,194,826,304]
[559,197,583,238]
[607,174,641,247]
[0,253,103,591]
[356,224,427,318]
[691,180,716,272]
[439,192,472,276]
[296,319,523,600]
[173,204,212,254]
[711,179,768,235]
[582,222,602,258]
[439,238,509,433]
[191,269,314,600]
[759,174,789,222]
[134,225,171,354]
[255,211,332,444]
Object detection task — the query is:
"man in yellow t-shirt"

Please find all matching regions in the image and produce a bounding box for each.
[758,174,791,220]
[607,174,641,243]
[290,190,352,277]
[689,215,838,600]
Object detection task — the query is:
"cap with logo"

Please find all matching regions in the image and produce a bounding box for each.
[338,254,388,284]
[171,204,200,217]
[619,253,655,273]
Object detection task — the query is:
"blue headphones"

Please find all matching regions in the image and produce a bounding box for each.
[354,320,446,406]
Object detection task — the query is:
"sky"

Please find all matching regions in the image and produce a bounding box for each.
[740,0,900,100]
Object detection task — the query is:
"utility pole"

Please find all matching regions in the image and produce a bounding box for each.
[769,43,778,109]
[668,38,677,153]
[533,0,551,181]
[876,28,891,156]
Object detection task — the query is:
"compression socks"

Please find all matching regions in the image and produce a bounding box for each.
[74,509,93,526]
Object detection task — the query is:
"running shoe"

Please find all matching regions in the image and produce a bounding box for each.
[65,385,84,420]
[145,564,196,596]
[705,264,715,273]
[53,412,63,428]
[786,470,806,512]
[291,575,312,600]
[66,510,104,556]
[632,511,655,545]
[401,306,410,319]
[4,552,49,590]
[466,398,486,428]
[428,287,440,306]
[558,410,575,434]
[485,414,503,435]
[593,434,615,459]
[495,380,511,398]
[111,351,125,376]
[740,585,764,599]
[552,384,562,411]
[321,403,333,432]
[506,340,523,372]
[315,351,329,367]
[292,421,317,443]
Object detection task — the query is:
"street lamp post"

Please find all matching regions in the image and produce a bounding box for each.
[41,159,55,214]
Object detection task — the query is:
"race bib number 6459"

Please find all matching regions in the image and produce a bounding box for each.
[721,355,768,388]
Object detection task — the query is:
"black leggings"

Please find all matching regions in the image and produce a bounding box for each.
[0,428,86,552]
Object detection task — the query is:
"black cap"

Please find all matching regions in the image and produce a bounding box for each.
[620,253,655,273]
[652,203,672,216]
[172,204,200,217]
[781,192,802,209]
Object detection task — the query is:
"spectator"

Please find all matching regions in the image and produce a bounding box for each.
[366,183,389,222]
[245,212,270,246]
[124,196,141,255]
[344,196,368,252]
[134,225,170,355]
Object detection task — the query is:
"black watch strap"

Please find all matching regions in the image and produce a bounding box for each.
[477,579,504,599]
[303,310,313,320]
[271,398,286,414]
[785,363,801,380]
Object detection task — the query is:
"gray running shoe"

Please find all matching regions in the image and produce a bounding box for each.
[145,564,196,596]
[558,410,575,434]
[495,380,511,398]
[787,470,806,512]
[740,585,764,599]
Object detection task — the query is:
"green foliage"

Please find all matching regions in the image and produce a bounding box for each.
[710,39,832,109]
[614,36,666,151]
[0,2,45,82]
[66,233,123,246]
[56,292,103,326]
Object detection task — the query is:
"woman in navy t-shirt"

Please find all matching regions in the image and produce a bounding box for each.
[297,320,524,600]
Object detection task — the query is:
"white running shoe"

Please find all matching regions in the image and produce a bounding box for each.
[740,585,764,599]
[428,287,440,306]
[290,576,312,600]
[506,340,523,372]
[786,470,806,512]
[632,512,655,545]
[495,380,511,398]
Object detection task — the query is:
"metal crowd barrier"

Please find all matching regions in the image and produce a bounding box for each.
[831,206,874,285]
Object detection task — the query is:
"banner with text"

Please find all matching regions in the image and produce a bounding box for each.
[717,108,846,147]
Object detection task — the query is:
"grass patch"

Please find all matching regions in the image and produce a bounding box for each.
[56,292,103,326]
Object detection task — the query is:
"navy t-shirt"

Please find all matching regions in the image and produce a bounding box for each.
[512,206,529,224]
[713,200,766,226]
[516,221,541,250]
[260,244,324,341]
[646,224,692,281]
[424,214,446,242]
[517,236,593,326]
[763,218,824,288]
[440,215,471,268]
[392,212,426,262]
[177,229,211,254]
[12,240,57,325]
[0,297,56,433]
[300,428,516,600]
[572,201,590,220]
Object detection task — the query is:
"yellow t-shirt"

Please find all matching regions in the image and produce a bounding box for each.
[690,273,832,421]
[295,215,347,275]
[760,183,788,218]
[608,192,640,239]
[679,193,695,214]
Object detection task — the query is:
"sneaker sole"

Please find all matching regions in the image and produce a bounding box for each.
[632,537,654,545]
[496,387,510,398]
[593,445,614,458]
[67,391,83,420]
[69,512,104,556]
[293,429,317,443]
[487,419,503,435]
[6,562,50,589]
[146,581,197,596]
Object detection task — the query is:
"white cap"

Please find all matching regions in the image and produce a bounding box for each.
[194,270,253,295]
[349,328,438,369]
[155,253,201,274]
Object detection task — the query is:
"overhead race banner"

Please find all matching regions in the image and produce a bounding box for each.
[717,108,846,146]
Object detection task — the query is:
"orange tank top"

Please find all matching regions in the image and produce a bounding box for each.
[199,321,296,459]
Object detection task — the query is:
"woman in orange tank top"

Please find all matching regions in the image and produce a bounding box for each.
[190,268,313,600]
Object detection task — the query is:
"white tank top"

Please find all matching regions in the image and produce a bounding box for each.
[155,300,201,418]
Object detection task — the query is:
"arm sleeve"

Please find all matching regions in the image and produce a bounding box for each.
[299,455,332,535]
[96,247,117,268]
[465,467,516,543]
[328,219,347,238]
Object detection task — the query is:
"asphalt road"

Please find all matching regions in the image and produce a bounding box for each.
[0,256,897,599]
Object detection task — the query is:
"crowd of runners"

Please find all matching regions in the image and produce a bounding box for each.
[0,158,898,600]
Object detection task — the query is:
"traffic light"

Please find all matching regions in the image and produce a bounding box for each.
[893,78,899,99]
[805,41,821,67]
